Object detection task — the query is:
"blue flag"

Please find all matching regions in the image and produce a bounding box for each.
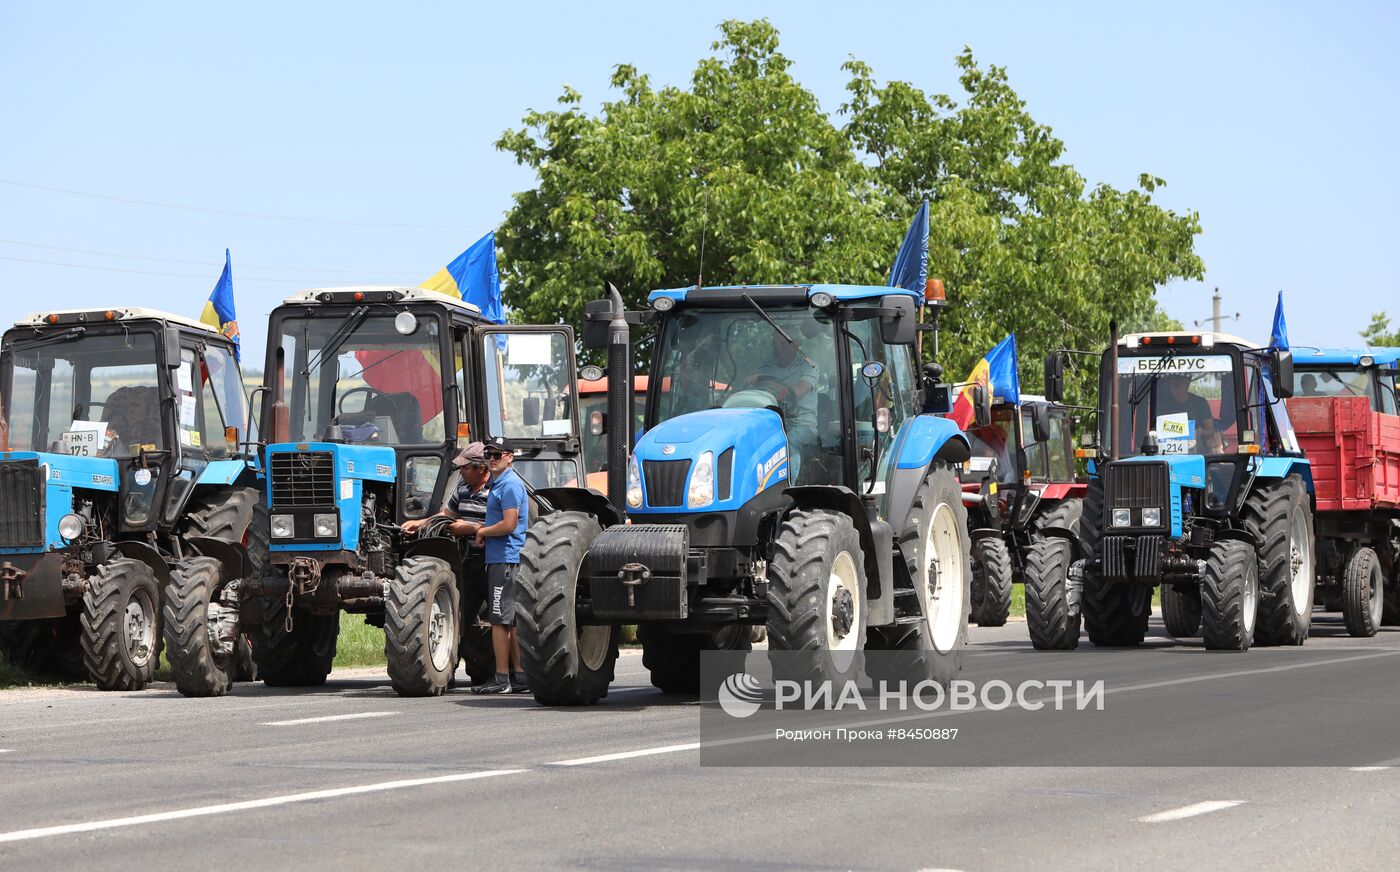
[421,231,504,324]
[985,334,1021,405]
[887,201,929,293]
[200,249,240,361]
[1270,291,1288,351]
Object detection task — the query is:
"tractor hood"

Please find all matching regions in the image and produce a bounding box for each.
[262,441,397,553]
[1113,453,1206,490]
[630,408,790,513]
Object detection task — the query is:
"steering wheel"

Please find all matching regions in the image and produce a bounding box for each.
[338,386,384,415]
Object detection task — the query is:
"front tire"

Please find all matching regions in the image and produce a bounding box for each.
[80,558,160,691]
[767,508,868,684]
[385,556,460,697]
[515,511,619,706]
[638,624,751,695]
[1342,547,1383,638]
[1242,477,1315,646]
[1079,479,1150,647]
[0,616,87,680]
[1201,539,1258,652]
[1161,583,1203,638]
[970,537,1013,627]
[163,556,236,697]
[253,593,338,687]
[1023,538,1079,650]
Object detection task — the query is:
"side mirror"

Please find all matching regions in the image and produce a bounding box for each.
[972,385,993,429]
[879,295,918,346]
[164,327,183,368]
[1043,352,1065,403]
[1272,350,1294,399]
[1030,404,1051,443]
[522,396,542,428]
[924,384,953,415]
[582,299,612,350]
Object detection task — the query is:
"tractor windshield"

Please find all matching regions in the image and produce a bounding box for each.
[964,407,1018,484]
[651,306,839,484]
[3,329,164,456]
[1294,367,1399,414]
[1110,352,1255,456]
[276,312,445,445]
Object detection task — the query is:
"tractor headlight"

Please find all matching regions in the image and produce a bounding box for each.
[313,513,338,538]
[1141,507,1162,527]
[1111,508,1132,528]
[687,451,715,509]
[57,513,86,542]
[271,514,295,539]
[626,454,643,508]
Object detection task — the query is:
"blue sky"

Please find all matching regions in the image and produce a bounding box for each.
[2,2,1396,366]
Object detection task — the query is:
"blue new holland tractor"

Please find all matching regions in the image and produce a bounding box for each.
[1044,326,1316,651]
[0,307,260,690]
[227,287,589,697]
[514,281,975,704]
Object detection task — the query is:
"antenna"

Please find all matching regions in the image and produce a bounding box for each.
[696,175,709,289]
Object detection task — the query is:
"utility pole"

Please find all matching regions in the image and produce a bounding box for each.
[1211,287,1222,333]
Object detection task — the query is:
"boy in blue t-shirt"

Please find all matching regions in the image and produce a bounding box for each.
[471,437,530,694]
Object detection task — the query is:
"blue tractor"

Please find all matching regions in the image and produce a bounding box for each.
[226,287,588,697]
[1044,326,1315,651]
[0,307,260,690]
[514,281,975,704]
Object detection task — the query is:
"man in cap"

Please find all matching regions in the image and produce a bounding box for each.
[472,436,531,694]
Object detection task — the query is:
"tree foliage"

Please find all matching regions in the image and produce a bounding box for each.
[495,19,1203,395]
[1361,312,1400,346]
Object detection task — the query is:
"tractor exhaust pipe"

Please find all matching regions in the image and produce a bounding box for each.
[605,284,631,515]
[1108,319,1120,463]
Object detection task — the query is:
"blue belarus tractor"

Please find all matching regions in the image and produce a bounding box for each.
[217,287,588,697]
[1044,327,1315,651]
[0,307,260,690]
[513,281,975,705]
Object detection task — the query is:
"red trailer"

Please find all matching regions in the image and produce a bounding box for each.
[1287,348,1400,635]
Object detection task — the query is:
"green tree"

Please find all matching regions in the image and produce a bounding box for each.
[1361,312,1400,346]
[496,19,1204,399]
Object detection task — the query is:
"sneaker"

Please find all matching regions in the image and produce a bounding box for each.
[471,675,511,695]
[510,673,531,694]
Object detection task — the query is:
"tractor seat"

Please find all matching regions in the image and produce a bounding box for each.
[102,386,162,449]
[365,392,423,444]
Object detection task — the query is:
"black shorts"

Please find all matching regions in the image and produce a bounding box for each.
[487,563,518,625]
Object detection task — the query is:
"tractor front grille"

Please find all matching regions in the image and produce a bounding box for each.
[1106,461,1169,510]
[0,459,44,548]
[269,452,335,508]
[643,459,692,508]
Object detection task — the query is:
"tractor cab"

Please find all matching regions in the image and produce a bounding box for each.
[962,395,1077,529]
[1291,347,1400,414]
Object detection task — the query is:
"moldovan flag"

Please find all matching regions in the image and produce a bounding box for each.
[950,335,1020,429]
[201,249,240,361]
[421,231,505,324]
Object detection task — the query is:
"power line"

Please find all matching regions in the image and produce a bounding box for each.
[0,238,419,275]
[0,254,404,284]
[0,178,457,230]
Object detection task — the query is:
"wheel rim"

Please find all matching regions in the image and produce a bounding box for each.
[925,502,965,653]
[1369,563,1384,626]
[1288,506,1313,612]
[428,585,455,672]
[124,589,155,669]
[1243,565,1258,637]
[826,550,861,662]
[578,625,611,672]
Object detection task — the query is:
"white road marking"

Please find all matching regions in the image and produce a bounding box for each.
[1350,766,1390,772]
[260,712,399,726]
[1137,800,1244,823]
[0,749,12,753]
[0,769,528,844]
[549,742,701,767]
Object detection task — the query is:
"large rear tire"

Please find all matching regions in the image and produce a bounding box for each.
[1079,479,1150,647]
[80,558,161,691]
[1161,583,1203,638]
[0,616,87,680]
[1342,546,1383,638]
[767,508,868,684]
[385,556,460,697]
[1032,498,1083,537]
[638,624,751,695]
[253,594,338,687]
[865,467,970,686]
[1023,538,1080,650]
[163,556,236,697]
[1200,539,1258,652]
[516,511,618,706]
[1242,477,1315,646]
[970,536,1013,627]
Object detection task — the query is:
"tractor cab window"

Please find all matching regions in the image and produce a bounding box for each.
[1113,353,1246,457]
[651,307,839,484]
[277,313,444,446]
[1023,409,1074,482]
[965,407,1018,484]
[195,343,248,458]
[1295,367,1388,413]
[3,330,163,457]
[845,314,913,484]
[480,331,575,442]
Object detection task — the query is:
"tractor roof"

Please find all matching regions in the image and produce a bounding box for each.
[1292,346,1400,367]
[1118,330,1258,349]
[283,286,483,316]
[13,306,220,335]
[647,283,922,306]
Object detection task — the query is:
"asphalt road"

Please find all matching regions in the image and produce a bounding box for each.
[1,612,1397,871]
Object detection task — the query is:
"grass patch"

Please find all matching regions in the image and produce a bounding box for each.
[334,612,388,668]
